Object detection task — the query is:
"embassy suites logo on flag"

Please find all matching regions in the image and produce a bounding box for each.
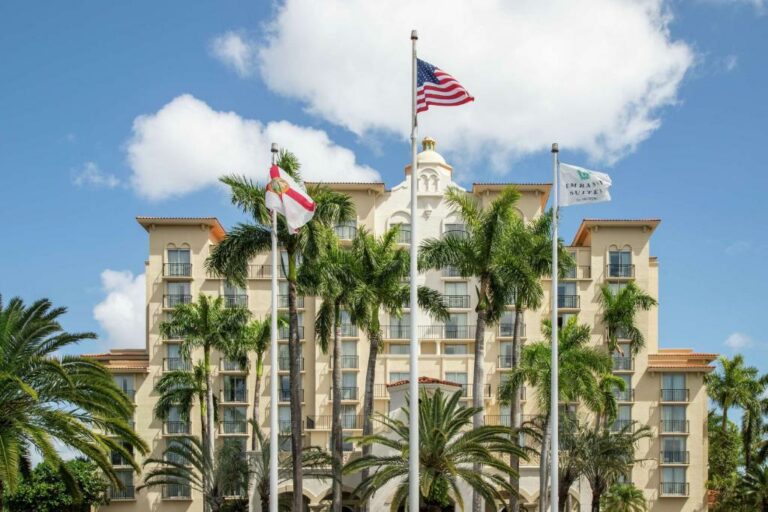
[558,163,612,207]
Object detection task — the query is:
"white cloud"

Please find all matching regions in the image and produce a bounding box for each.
[210,31,257,77]
[252,0,694,167]
[724,332,753,349]
[724,54,739,72]
[93,270,145,349]
[126,94,380,200]
[73,161,121,188]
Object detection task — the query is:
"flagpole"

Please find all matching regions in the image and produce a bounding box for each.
[269,143,280,512]
[408,28,420,512]
[550,143,559,512]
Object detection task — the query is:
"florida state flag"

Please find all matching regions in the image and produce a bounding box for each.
[265,164,316,232]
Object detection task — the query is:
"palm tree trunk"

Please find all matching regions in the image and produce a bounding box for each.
[205,346,215,464]
[509,305,523,512]
[252,352,264,451]
[199,389,210,512]
[539,413,550,512]
[472,302,488,512]
[590,490,600,512]
[287,268,304,512]
[331,303,343,512]
[360,326,381,512]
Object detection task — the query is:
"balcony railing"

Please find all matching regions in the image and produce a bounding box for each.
[419,325,476,340]
[221,359,247,372]
[661,389,690,402]
[277,295,305,308]
[558,295,580,309]
[278,419,305,433]
[163,484,192,499]
[307,415,364,430]
[334,386,359,400]
[164,358,191,372]
[108,486,135,500]
[247,265,286,279]
[499,323,526,338]
[374,383,388,398]
[164,294,192,308]
[442,229,468,239]
[660,420,689,433]
[224,294,248,308]
[339,355,359,369]
[612,356,634,371]
[610,419,633,432]
[164,421,190,435]
[660,450,690,464]
[278,356,304,371]
[498,355,514,368]
[659,482,689,497]
[119,389,136,402]
[607,264,635,279]
[444,295,470,308]
[221,421,247,434]
[614,389,634,402]
[278,325,305,340]
[563,266,591,279]
[221,388,247,403]
[279,388,304,402]
[164,263,192,277]
[442,266,462,277]
[340,324,358,337]
[334,224,358,240]
[383,325,410,339]
[457,384,492,399]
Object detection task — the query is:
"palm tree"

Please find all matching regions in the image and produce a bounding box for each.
[418,186,521,512]
[601,483,647,512]
[207,151,355,511]
[597,281,657,355]
[303,230,360,512]
[153,361,211,443]
[0,295,148,507]
[582,424,651,512]
[506,317,614,512]
[493,210,573,512]
[344,388,524,511]
[742,392,768,469]
[740,463,768,511]
[139,435,249,512]
[160,294,249,466]
[348,225,448,507]
[707,355,763,434]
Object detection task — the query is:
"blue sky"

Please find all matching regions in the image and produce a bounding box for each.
[0,0,766,373]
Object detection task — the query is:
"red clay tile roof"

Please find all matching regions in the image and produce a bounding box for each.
[386,377,463,388]
[648,350,717,372]
[83,349,149,373]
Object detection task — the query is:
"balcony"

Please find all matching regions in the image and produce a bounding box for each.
[442,266,462,278]
[383,325,410,339]
[279,388,304,402]
[163,484,192,499]
[339,355,359,369]
[224,294,248,308]
[661,389,690,402]
[660,450,690,465]
[334,224,358,240]
[164,421,190,435]
[278,356,304,371]
[108,486,135,500]
[220,420,248,434]
[247,264,286,279]
[278,419,305,433]
[660,420,689,434]
[484,415,511,427]
[612,356,634,371]
[499,323,526,338]
[374,383,388,398]
[445,295,470,308]
[164,358,191,372]
[614,388,634,402]
[420,324,476,340]
[606,264,635,279]
[558,295,580,309]
[307,415,364,430]
[163,263,192,278]
[457,384,492,399]
[334,386,359,401]
[610,419,633,432]
[221,388,247,403]
[340,324,358,337]
[278,295,305,308]
[221,359,247,372]
[659,482,689,497]
[442,229,468,239]
[164,294,192,308]
[498,355,514,368]
[278,325,305,340]
[563,266,591,280]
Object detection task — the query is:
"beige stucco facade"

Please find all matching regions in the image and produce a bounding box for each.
[93,139,715,512]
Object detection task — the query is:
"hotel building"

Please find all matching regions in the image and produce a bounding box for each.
[91,138,715,511]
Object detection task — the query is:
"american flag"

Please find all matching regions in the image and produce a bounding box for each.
[416,58,474,113]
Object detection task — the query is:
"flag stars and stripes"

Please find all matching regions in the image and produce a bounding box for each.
[416,58,474,113]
